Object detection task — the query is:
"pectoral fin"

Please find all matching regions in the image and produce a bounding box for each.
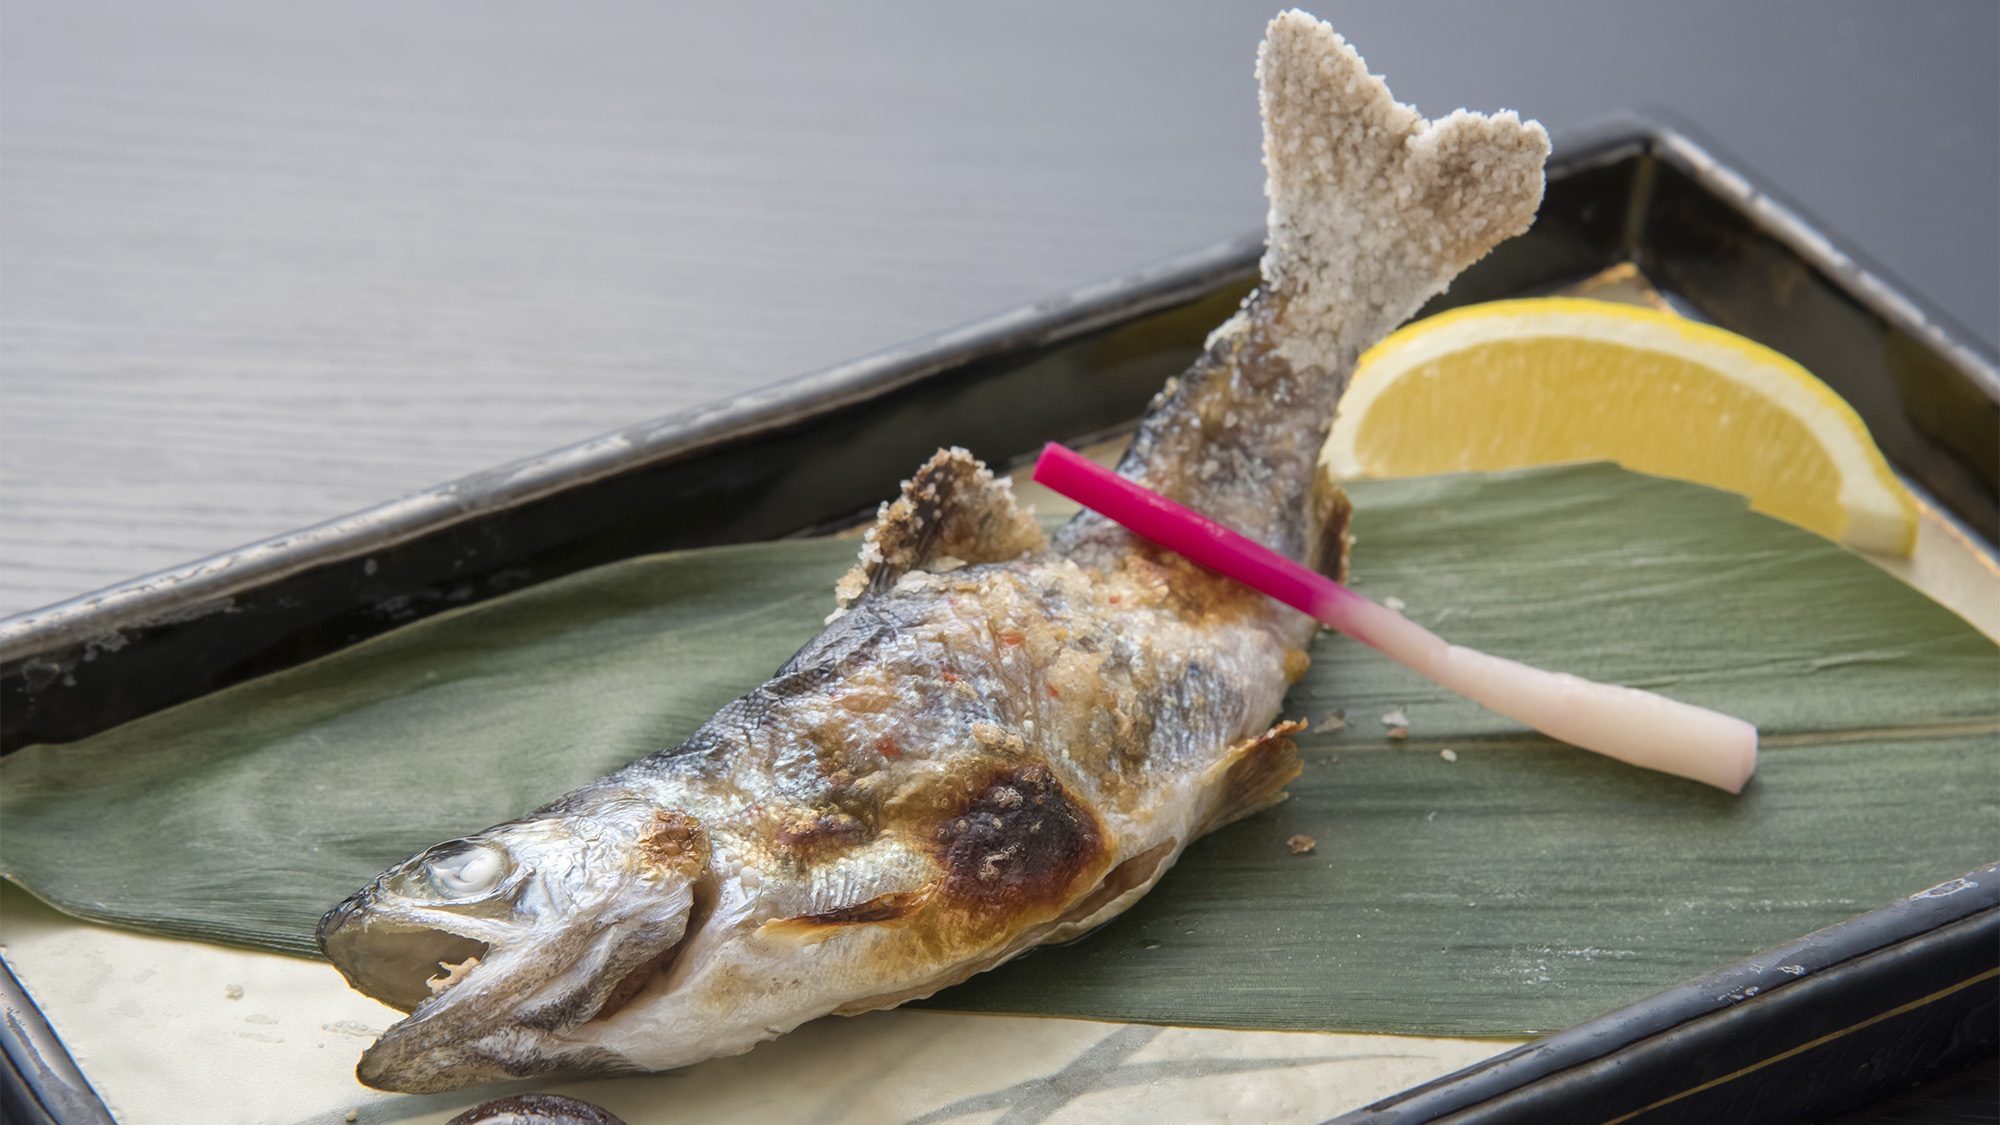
[761,887,937,936]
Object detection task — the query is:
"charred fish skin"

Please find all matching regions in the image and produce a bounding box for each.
[319,11,1548,1094]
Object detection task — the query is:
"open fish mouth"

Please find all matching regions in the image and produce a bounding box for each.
[317,898,493,1013]
[317,837,520,1013]
[319,895,677,1093]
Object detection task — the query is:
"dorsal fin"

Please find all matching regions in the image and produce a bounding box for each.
[833,447,1047,609]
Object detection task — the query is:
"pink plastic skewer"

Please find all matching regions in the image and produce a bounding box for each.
[1032,442,1757,792]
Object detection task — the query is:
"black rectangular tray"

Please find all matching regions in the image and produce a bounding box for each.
[2,117,1995,1125]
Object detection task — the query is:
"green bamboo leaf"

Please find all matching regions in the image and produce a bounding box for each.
[2,464,1993,1036]
[0,539,856,956]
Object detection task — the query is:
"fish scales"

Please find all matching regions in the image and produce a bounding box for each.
[319,12,1549,1093]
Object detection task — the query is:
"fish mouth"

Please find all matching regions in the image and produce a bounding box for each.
[319,884,702,1093]
[317,894,494,1013]
[320,895,618,1094]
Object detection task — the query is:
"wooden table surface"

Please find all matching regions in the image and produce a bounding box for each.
[3,0,1995,618]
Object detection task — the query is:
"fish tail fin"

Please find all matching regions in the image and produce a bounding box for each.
[1255,10,1549,375]
[1059,12,1547,564]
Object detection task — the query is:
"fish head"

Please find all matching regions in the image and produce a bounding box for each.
[317,792,710,1092]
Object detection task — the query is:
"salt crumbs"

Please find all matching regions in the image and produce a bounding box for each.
[1382,707,1410,741]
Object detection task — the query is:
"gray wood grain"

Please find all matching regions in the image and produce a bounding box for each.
[3,0,1994,617]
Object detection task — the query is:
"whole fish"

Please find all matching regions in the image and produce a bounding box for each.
[319,11,1548,1093]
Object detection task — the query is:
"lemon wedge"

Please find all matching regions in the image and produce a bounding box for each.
[1321,297,1919,556]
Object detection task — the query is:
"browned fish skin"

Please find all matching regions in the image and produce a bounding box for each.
[318,11,1548,1094]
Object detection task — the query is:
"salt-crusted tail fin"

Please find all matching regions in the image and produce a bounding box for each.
[1058,11,1548,566]
[1257,9,1549,374]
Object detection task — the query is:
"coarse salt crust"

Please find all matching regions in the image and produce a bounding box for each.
[1246,10,1549,376]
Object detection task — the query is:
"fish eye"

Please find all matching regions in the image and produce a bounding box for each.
[397,841,511,902]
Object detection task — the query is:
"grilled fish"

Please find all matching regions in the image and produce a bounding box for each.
[319,12,1548,1093]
